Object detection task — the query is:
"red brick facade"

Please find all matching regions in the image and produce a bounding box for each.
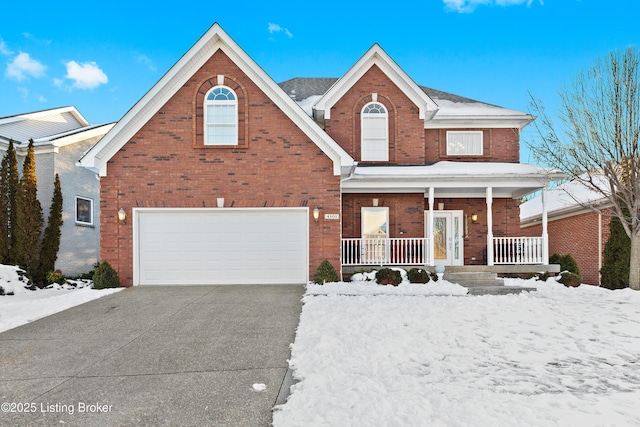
[521,209,612,285]
[100,51,341,286]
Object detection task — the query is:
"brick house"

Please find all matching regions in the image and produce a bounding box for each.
[521,179,612,285]
[80,24,564,286]
[0,107,113,275]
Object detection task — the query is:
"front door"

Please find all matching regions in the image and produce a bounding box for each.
[425,210,464,266]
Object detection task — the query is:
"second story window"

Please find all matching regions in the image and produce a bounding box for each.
[446,131,483,156]
[361,102,389,161]
[205,86,237,146]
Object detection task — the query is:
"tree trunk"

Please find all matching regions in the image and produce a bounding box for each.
[630,231,640,290]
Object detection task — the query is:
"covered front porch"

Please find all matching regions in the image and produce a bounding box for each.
[340,162,566,270]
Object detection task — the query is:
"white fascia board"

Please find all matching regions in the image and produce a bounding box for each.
[424,116,534,130]
[80,24,353,177]
[315,45,438,120]
[0,106,88,127]
[521,198,612,226]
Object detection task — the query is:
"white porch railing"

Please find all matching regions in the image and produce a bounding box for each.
[493,237,544,264]
[342,238,429,266]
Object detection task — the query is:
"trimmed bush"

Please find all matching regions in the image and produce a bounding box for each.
[313,259,339,284]
[600,214,630,289]
[376,268,402,286]
[549,253,580,276]
[408,268,429,284]
[92,261,121,289]
[46,270,66,285]
[558,271,582,288]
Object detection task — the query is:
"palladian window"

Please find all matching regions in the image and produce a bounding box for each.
[204,86,238,146]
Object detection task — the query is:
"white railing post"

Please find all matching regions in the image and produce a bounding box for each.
[542,187,549,265]
[486,187,494,266]
[428,187,435,266]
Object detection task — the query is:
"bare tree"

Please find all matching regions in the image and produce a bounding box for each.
[528,47,640,290]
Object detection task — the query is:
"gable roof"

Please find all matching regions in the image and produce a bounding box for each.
[0,106,90,145]
[80,23,354,177]
[281,76,534,129]
[313,44,439,122]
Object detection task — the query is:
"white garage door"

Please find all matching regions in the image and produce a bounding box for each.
[135,208,308,285]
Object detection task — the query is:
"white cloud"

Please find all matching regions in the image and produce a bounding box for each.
[267,22,293,38]
[0,38,12,55]
[63,60,108,90]
[6,52,46,81]
[17,87,29,101]
[135,54,157,72]
[443,0,542,12]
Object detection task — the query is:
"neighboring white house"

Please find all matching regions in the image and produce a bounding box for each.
[0,107,114,276]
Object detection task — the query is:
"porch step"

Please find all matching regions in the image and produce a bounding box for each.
[465,285,536,296]
[443,271,504,287]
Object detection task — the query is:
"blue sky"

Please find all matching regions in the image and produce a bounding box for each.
[1,0,638,162]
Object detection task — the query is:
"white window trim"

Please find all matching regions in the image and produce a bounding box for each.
[75,196,93,226]
[204,86,238,146]
[361,102,389,161]
[446,131,483,156]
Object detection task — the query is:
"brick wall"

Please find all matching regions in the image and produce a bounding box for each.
[100,50,341,286]
[324,65,425,164]
[425,128,520,163]
[521,209,612,285]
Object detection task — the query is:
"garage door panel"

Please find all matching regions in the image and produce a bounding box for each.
[137,209,308,285]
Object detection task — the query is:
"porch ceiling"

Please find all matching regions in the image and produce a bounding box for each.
[341,162,568,199]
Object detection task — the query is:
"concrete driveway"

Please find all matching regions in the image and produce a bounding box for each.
[0,285,304,426]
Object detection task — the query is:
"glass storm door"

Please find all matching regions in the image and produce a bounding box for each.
[362,207,389,264]
[427,211,463,266]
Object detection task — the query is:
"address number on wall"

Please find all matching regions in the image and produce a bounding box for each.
[324,214,340,220]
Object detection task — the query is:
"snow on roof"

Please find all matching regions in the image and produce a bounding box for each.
[520,175,611,221]
[296,95,322,117]
[352,161,561,178]
[433,99,529,118]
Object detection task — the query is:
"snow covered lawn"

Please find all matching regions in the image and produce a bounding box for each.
[0,265,123,333]
[274,280,640,426]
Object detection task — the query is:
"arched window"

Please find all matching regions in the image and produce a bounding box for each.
[361,102,388,161]
[204,86,237,146]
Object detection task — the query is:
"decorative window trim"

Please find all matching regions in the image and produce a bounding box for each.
[75,196,93,226]
[204,85,238,146]
[361,102,389,161]
[446,131,483,156]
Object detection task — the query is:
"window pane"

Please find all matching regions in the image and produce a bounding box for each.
[447,132,483,155]
[76,198,92,224]
[206,125,237,145]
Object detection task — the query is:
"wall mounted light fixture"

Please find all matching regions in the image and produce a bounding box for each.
[471,213,478,223]
[372,198,379,207]
[118,208,127,224]
[313,207,320,223]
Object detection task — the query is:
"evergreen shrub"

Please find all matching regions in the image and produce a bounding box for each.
[376,268,402,286]
[313,259,339,284]
[549,253,581,275]
[92,261,121,289]
[600,214,631,289]
[408,268,429,283]
[558,271,582,287]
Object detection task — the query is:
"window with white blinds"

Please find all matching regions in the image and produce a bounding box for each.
[446,131,483,155]
[204,86,238,146]
[361,102,389,161]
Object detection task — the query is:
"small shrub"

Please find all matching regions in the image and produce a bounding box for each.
[549,253,580,276]
[376,268,402,286]
[408,268,429,284]
[430,271,439,282]
[46,270,66,285]
[313,259,339,284]
[92,261,121,289]
[558,272,582,288]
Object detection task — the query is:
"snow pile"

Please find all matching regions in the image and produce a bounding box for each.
[0,264,123,333]
[274,282,640,426]
[308,268,468,297]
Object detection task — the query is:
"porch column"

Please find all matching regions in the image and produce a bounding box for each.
[542,187,549,265]
[428,187,435,266]
[486,187,494,266]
